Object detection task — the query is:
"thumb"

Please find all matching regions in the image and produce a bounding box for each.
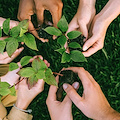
[78,22,88,39]
[63,83,82,108]
[83,35,97,51]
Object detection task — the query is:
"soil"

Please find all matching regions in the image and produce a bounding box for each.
[56,70,79,101]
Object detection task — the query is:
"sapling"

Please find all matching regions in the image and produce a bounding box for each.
[9,56,58,89]
[44,15,87,63]
[0,19,38,57]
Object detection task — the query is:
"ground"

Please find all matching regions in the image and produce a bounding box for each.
[0,0,120,120]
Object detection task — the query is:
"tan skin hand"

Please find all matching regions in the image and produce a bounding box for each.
[18,0,63,42]
[46,76,76,120]
[63,67,120,120]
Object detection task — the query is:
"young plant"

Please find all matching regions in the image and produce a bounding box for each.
[0,78,16,101]
[0,18,38,57]
[9,56,58,89]
[44,15,87,63]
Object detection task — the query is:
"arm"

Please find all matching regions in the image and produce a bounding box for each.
[0,102,7,119]
[63,67,120,120]
[82,0,120,57]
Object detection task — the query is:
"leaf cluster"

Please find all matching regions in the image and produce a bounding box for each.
[44,16,87,63]
[0,19,38,57]
[9,56,57,89]
[0,79,16,101]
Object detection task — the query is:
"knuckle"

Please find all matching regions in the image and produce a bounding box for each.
[58,2,63,8]
[18,13,26,21]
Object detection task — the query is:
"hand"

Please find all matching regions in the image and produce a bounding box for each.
[63,67,120,120]
[0,47,24,64]
[67,0,96,39]
[18,0,63,42]
[82,15,108,57]
[15,77,45,110]
[46,76,79,120]
[82,0,120,57]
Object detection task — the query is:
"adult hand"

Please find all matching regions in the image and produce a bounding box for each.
[0,47,24,64]
[63,67,120,120]
[67,0,96,39]
[18,0,63,42]
[46,76,78,120]
[15,77,45,110]
[82,0,120,57]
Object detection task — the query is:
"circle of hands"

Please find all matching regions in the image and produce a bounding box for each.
[0,0,120,120]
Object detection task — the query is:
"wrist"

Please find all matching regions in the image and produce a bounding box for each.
[15,100,29,110]
[80,0,96,6]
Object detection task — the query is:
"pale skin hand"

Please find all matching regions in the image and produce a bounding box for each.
[67,0,96,39]
[46,76,79,120]
[15,78,45,110]
[18,0,63,42]
[63,67,120,120]
[82,0,120,57]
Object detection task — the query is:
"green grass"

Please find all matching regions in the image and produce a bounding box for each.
[0,0,120,119]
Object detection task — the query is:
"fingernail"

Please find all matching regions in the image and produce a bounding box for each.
[63,83,68,90]
[73,82,79,89]
[83,46,88,51]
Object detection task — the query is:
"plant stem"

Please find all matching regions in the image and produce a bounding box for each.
[53,72,63,76]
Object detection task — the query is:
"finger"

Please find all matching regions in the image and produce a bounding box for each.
[82,39,104,57]
[78,22,88,39]
[63,67,93,88]
[36,8,44,26]
[0,52,8,60]
[37,55,43,60]
[5,47,24,63]
[50,6,60,28]
[82,35,98,51]
[43,60,50,67]
[0,36,8,40]
[63,83,83,108]
[67,17,78,33]
[47,76,59,101]
[29,56,38,63]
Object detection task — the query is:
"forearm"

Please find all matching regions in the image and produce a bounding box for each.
[96,0,120,26]
[0,102,7,119]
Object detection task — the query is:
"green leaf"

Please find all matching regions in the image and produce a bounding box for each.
[36,70,46,79]
[61,52,70,63]
[4,37,12,42]
[24,34,38,51]
[67,31,82,39]
[68,42,82,49]
[3,18,10,35]
[0,27,2,37]
[18,19,29,30]
[16,36,25,42]
[28,74,38,89]
[0,41,6,53]
[44,68,58,87]
[57,35,67,47]
[18,67,35,77]
[19,28,28,37]
[57,16,68,32]
[0,88,11,96]
[6,38,18,57]
[32,58,47,72]
[10,25,20,37]
[0,81,11,96]
[9,62,19,71]
[70,50,87,62]
[44,27,62,36]
[9,85,16,96]
[20,56,32,67]
[55,48,66,55]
